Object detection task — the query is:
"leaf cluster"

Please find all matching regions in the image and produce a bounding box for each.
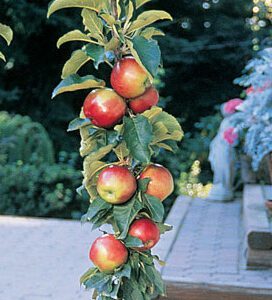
[47,0,172,96]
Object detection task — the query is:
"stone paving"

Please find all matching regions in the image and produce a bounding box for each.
[0,216,98,300]
[1,197,272,300]
[162,198,272,291]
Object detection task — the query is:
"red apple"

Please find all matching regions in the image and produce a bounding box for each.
[128,218,160,251]
[89,234,128,273]
[139,164,174,201]
[110,57,150,98]
[83,88,126,128]
[129,86,159,114]
[97,165,137,204]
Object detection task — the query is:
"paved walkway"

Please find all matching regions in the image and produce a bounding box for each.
[1,197,272,299]
[161,197,272,293]
[0,217,97,300]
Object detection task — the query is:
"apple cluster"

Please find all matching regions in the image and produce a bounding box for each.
[84,57,174,273]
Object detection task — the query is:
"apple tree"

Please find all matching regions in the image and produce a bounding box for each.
[47,0,183,299]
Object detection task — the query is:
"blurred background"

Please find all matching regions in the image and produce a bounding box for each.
[0,0,271,218]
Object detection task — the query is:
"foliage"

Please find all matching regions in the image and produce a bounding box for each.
[0,111,54,165]
[178,160,212,198]
[48,0,182,298]
[0,22,13,61]
[0,0,256,155]
[0,161,88,219]
[232,47,272,171]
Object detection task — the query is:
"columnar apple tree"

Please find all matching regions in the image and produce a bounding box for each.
[47,0,183,299]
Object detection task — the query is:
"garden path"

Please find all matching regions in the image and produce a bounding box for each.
[1,196,272,299]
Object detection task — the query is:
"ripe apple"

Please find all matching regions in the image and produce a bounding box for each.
[110,57,150,99]
[129,86,159,114]
[89,234,128,273]
[83,88,126,128]
[139,164,174,201]
[128,218,160,251]
[97,165,137,204]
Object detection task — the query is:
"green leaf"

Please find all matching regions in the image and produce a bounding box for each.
[57,30,96,48]
[0,23,13,45]
[134,0,152,9]
[100,13,116,26]
[81,9,104,41]
[61,50,90,79]
[81,197,112,222]
[124,1,134,30]
[157,223,173,234]
[123,278,145,300]
[143,194,164,222]
[113,195,143,239]
[124,236,143,248]
[52,74,105,98]
[0,51,6,62]
[80,267,98,285]
[47,0,110,17]
[145,265,166,296]
[140,27,165,39]
[67,118,92,132]
[84,272,112,291]
[115,263,132,279]
[128,36,161,78]
[138,178,151,192]
[84,44,114,69]
[128,10,172,33]
[123,115,153,163]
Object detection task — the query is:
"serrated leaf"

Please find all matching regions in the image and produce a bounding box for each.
[84,144,114,163]
[52,74,105,98]
[81,197,112,222]
[115,263,132,279]
[128,10,172,33]
[145,265,166,295]
[140,27,165,39]
[127,36,161,78]
[80,267,98,285]
[81,9,104,41]
[124,236,143,248]
[123,278,145,300]
[0,51,6,62]
[123,115,153,163]
[124,1,134,30]
[67,118,92,132]
[157,223,173,234]
[100,13,116,26]
[57,30,96,48]
[84,43,113,69]
[143,194,164,222]
[105,37,120,52]
[0,23,13,45]
[113,141,129,161]
[138,178,151,192]
[134,0,152,9]
[84,272,112,291]
[113,195,143,239]
[142,106,162,120]
[47,0,110,18]
[61,50,91,79]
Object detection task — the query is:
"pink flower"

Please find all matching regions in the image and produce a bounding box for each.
[245,86,254,95]
[223,127,239,145]
[245,81,272,95]
[223,98,243,114]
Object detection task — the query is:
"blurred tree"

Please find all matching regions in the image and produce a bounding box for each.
[151,0,254,130]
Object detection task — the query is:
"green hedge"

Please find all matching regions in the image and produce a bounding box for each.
[0,161,88,219]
